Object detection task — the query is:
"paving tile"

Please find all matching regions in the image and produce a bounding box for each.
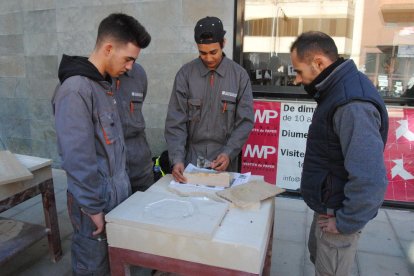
[357,251,412,276]
[306,209,314,227]
[358,219,404,257]
[15,238,72,276]
[270,239,304,276]
[12,201,45,225]
[275,196,308,212]
[57,209,73,239]
[387,209,414,242]
[372,208,389,223]
[274,209,307,242]
[54,189,67,214]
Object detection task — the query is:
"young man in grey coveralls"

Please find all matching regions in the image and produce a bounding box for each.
[114,63,154,193]
[165,16,254,183]
[52,14,150,275]
[290,31,389,275]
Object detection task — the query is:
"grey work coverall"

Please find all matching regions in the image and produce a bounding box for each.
[53,72,131,275]
[165,56,254,171]
[114,63,154,192]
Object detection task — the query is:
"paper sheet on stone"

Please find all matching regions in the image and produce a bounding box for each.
[169,163,251,193]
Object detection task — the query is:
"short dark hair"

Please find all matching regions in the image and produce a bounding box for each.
[96,13,151,49]
[290,31,338,62]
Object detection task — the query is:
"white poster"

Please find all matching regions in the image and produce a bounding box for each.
[276,102,316,190]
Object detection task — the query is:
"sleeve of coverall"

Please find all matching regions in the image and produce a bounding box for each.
[165,70,189,166]
[333,101,387,234]
[221,71,254,159]
[54,84,104,214]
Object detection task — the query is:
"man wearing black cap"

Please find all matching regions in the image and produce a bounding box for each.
[165,16,254,183]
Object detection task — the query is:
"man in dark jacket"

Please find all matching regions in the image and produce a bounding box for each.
[52,13,150,275]
[290,31,389,275]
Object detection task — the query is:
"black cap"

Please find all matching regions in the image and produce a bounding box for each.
[194,16,226,44]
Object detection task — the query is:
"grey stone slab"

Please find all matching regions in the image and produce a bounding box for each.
[57,31,95,57]
[0,77,20,97]
[357,251,412,276]
[23,9,56,34]
[5,137,32,155]
[275,196,308,212]
[56,6,99,33]
[55,0,105,9]
[123,1,182,31]
[15,77,59,99]
[182,0,234,27]
[29,134,58,162]
[304,263,316,276]
[358,220,404,257]
[13,200,45,225]
[390,218,414,244]
[145,26,196,55]
[57,209,73,239]
[274,208,307,242]
[1,237,49,276]
[0,55,25,77]
[270,239,304,276]
[24,33,58,56]
[0,12,23,35]
[30,119,56,142]
[25,55,58,79]
[2,118,31,139]
[15,238,72,276]
[144,127,167,157]
[0,35,24,55]
[306,208,314,227]
[145,77,175,105]
[372,208,389,223]
[0,1,22,15]
[28,99,54,121]
[21,0,56,11]
[0,98,30,119]
[304,258,359,276]
[142,103,168,129]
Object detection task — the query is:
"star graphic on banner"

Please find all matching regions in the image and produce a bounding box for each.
[396,120,414,141]
[391,159,414,180]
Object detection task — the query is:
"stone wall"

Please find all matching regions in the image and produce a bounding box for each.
[0,0,235,167]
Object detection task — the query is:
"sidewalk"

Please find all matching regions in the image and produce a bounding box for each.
[1,169,413,276]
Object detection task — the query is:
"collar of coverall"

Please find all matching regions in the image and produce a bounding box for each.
[198,53,227,77]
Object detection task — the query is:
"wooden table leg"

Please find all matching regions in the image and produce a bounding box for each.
[109,247,131,276]
[39,179,62,262]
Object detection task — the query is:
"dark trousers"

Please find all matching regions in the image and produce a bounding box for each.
[67,192,109,276]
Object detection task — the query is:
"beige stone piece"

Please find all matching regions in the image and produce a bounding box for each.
[106,175,275,274]
[216,180,285,209]
[105,190,229,240]
[0,155,52,201]
[183,171,231,187]
[0,151,33,185]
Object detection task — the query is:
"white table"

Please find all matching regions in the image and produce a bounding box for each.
[106,175,274,276]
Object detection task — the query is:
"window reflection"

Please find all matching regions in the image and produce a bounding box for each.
[241,0,414,102]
